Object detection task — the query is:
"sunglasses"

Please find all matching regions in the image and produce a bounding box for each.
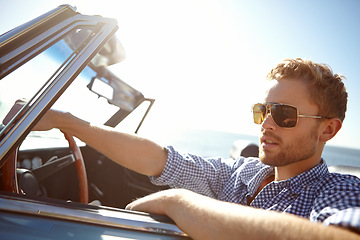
[252,103,329,128]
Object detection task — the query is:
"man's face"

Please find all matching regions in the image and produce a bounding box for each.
[258,79,322,167]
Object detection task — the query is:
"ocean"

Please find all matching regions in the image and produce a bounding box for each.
[152,129,360,168]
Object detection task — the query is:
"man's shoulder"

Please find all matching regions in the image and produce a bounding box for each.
[325,172,360,185]
[310,172,360,226]
[314,172,360,194]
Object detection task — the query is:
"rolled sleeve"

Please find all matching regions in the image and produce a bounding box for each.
[149,146,182,186]
[323,208,360,233]
[150,145,236,198]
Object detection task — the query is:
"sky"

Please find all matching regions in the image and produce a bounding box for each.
[1,0,360,150]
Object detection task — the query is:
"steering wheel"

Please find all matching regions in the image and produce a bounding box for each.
[2,131,89,204]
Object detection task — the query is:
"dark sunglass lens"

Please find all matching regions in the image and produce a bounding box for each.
[272,104,298,127]
[252,104,266,124]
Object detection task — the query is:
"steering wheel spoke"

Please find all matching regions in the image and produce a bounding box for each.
[32,154,75,181]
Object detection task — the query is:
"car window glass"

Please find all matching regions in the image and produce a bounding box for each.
[0,27,95,127]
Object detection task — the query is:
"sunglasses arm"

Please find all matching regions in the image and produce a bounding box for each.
[298,115,328,119]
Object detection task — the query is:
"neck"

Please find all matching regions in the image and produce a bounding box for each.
[274,154,322,181]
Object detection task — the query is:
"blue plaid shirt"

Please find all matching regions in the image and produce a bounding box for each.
[150,146,360,232]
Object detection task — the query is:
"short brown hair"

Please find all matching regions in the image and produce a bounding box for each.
[266,58,347,122]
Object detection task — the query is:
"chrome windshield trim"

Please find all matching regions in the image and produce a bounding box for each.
[0,194,188,237]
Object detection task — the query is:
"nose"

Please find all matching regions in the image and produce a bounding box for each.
[261,111,276,130]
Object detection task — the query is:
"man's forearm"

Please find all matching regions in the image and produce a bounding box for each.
[126,189,359,240]
[42,110,167,176]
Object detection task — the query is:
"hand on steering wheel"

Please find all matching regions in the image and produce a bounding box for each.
[1,100,88,203]
[1,131,89,204]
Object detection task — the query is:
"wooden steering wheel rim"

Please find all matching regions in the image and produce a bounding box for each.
[62,131,89,204]
[2,148,20,194]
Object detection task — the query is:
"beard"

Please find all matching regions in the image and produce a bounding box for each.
[259,125,319,167]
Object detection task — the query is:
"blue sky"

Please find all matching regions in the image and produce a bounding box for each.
[1,0,359,150]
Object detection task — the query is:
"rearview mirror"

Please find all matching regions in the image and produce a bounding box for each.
[88,77,114,100]
[91,36,126,67]
[87,73,144,112]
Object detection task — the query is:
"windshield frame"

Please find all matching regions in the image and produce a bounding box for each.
[0,5,118,167]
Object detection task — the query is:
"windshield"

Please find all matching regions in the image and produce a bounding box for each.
[0,26,123,149]
[0,26,105,124]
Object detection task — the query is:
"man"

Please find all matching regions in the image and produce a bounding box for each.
[11,58,360,239]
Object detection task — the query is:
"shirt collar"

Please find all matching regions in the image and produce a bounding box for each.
[246,163,274,196]
[246,159,329,195]
[280,159,329,194]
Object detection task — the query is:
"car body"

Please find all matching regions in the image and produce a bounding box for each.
[0,5,189,239]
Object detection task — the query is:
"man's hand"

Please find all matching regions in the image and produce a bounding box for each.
[126,189,181,216]
[31,109,65,131]
[2,99,64,132]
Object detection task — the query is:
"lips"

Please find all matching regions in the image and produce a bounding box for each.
[260,133,281,150]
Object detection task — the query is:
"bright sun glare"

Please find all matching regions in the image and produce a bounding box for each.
[1,0,359,149]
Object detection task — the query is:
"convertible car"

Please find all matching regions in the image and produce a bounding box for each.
[2,4,360,240]
[0,5,189,239]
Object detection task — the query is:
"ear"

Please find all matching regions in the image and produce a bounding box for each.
[319,118,342,142]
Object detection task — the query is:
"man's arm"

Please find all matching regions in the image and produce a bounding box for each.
[33,109,168,176]
[126,189,359,240]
